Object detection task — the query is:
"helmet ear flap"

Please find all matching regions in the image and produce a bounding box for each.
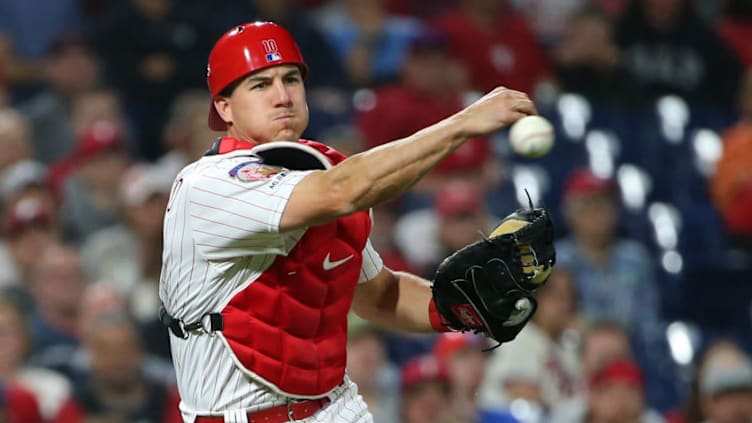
[208,101,227,131]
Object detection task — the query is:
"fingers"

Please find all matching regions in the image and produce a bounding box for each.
[493,87,537,116]
[506,111,531,125]
[513,98,537,116]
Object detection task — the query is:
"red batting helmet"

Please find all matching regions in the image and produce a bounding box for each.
[206,21,308,130]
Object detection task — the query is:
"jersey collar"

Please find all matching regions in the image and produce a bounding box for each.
[205,136,256,156]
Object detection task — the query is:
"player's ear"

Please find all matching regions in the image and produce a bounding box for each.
[214,97,233,127]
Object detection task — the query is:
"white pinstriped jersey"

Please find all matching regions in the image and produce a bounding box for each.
[159,149,382,422]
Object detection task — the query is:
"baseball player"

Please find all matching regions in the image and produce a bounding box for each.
[158,21,538,423]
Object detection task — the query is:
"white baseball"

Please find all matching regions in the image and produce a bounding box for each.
[509,115,554,158]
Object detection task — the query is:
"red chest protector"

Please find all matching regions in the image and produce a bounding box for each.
[215,138,372,397]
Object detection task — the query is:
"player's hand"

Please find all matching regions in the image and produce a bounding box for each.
[454,87,537,138]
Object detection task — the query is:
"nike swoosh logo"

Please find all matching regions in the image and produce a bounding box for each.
[323,253,354,271]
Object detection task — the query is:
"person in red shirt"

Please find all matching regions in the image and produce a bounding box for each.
[357,29,496,197]
[717,0,752,67]
[433,0,553,94]
[0,382,43,423]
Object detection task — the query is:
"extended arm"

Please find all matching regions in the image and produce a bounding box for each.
[351,267,436,333]
[280,87,535,231]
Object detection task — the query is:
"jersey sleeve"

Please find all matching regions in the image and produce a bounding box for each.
[358,238,384,283]
[187,161,313,260]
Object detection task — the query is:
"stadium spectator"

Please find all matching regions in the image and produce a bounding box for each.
[508,0,587,47]
[0,160,48,208]
[356,29,499,199]
[0,0,81,60]
[552,8,638,104]
[158,89,221,178]
[80,162,172,320]
[668,339,752,423]
[369,201,416,274]
[57,121,130,242]
[0,1,750,420]
[580,320,633,378]
[315,0,424,87]
[80,162,173,361]
[0,380,43,423]
[31,281,174,386]
[433,333,487,420]
[380,0,456,18]
[433,0,553,94]
[91,0,209,160]
[710,67,752,248]
[553,320,670,422]
[0,0,81,94]
[717,0,752,67]
[615,0,743,105]
[567,358,666,423]
[0,109,34,175]
[20,35,99,165]
[68,86,127,143]
[400,354,453,423]
[555,168,661,343]
[698,344,752,423]
[0,296,77,423]
[0,191,61,298]
[250,0,351,89]
[395,179,498,277]
[27,244,87,357]
[478,267,584,418]
[346,319,400,423]
[48,85,128,197]
[66,313,181,423]
[76,283,129,339]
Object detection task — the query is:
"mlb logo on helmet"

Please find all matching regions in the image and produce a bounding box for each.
[262,39,282,63]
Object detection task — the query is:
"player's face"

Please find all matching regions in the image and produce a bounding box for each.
[216,64,309,143]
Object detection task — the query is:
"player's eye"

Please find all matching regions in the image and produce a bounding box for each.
[251,81,268,90]
[285,75,301,84]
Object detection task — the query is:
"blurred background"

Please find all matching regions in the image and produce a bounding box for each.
[0,0,751,422]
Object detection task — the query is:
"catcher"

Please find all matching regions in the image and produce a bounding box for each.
[159,21,555,423]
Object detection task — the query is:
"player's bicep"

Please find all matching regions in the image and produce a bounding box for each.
[278,169,350,232]
[189,165,311,259]
[351,267,396,320]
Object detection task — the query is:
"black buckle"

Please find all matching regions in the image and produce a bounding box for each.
[159,303,223,339]
[183,313,224,334]
[159,304,187,339]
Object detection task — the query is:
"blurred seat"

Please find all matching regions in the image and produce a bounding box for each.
[679,265,752,335]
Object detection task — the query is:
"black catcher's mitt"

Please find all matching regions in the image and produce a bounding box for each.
[431,206,555,346]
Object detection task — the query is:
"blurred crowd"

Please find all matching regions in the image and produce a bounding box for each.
[0,0,751,422]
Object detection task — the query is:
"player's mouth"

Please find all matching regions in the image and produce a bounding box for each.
[274,114,296,121]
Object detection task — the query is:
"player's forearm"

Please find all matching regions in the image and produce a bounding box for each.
[353,270,435,333]
[282,87,532,231]
[326,115,469,214]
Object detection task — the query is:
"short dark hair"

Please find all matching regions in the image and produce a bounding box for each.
[218,76,245,98]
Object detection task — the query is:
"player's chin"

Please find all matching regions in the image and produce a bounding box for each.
[273,127,303,142]
[273,120,306,141]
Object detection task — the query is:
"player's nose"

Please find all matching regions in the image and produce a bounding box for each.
[272,79,292,107]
